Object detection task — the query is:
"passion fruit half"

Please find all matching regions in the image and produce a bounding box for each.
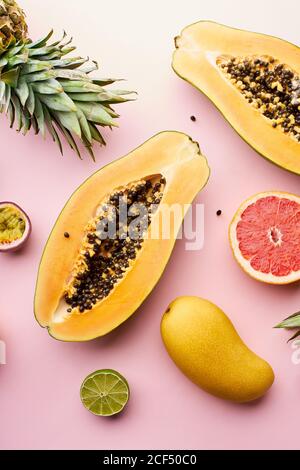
[0,202,31,253]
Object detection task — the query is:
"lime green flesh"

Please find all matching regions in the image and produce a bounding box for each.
[0,206,25,244]
[80,369,130,416]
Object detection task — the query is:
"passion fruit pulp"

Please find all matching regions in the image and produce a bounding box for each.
[0,202,31,253]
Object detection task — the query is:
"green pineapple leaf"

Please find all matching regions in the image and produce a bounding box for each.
[22,60,52,74]
[275,312,300,329]
[15,79,29,106]
[25,70,56,83]
[8,101,15,128]
[275,311,300,342]
[54,110,81,138]
[0,81,5,102]
[26,85,35,115]
[75,101,118,126]
[43,106,63,154]
[31,78,63,94]
[60,80,103,93]
[88,122,106,146]
[34,96,46,137]
[0,30,135,158]
[10,93,22,131]
[27,31,54,50]
[1,66,20,87]
[39,92,77,112]
[76,107,92,143]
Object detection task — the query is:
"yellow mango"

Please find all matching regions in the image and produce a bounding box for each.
[161,297,274,403]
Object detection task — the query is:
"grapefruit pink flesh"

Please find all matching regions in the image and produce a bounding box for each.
[230,192,300,284]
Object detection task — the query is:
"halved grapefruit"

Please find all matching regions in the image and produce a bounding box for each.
[229,192,300,285]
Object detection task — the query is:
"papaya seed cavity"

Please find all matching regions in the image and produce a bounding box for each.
[63,175,166,315]
[217,54,300,142]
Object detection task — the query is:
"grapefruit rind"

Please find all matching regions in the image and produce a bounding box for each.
[229,191,300,285]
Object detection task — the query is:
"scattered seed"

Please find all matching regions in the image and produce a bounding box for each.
[216,210,222,216]
[64,232,70,239]
[190,115,196,122]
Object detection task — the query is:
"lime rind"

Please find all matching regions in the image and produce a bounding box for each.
[80,369,130,417]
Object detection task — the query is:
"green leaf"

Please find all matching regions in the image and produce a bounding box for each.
[31,78,63,94]
[101,104,119,118]
[60,80,103,93]
[26,85,35,115]
[50,57,87,69]
[76,107,91,143]
[58,34,73,49]
[61,129,81,158]
[25,70,56,83]
[287,330,300,343]
[63,58,89,70]
[68,92,101,102]
[93,78,123,86]
[48,31,67,49]
[34,96,46,138]
[0,81,5,103]
[81,133,95,161]
[31,115,39,134]
[79,61,99,74]
[54,111,81,138]
[6,44,25,58]
[88,122,106,146]
[1,67,20,88]
[60,128,81,158]
[15,80,29,107]
[68,91,134,103]
[21,60,51,75]
[39,47,76,61]
[52,114,81,158]
[75,101,118,126]
[60,46,76,57]
[0,57,8,68]
[11,94,22,131]
[8,49,29,68]
[54,69,90,81]
[28,45,58,57]
[39,51,65,61]
[43,106,63,154]
[21,109,31,136]
[113,89,136,96]
[4,85,11,113]
[97,90,136,104]
[39,92,77,112]
[275,312,300,329]
[8,101,15,128]
[27,30,54,49]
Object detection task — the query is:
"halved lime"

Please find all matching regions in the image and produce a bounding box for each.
[80,369,130,417]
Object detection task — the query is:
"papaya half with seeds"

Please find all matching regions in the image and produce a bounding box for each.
[172,21,300,175]
[34,131,210,341]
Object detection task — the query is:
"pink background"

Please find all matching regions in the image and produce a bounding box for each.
[0,0,300,450]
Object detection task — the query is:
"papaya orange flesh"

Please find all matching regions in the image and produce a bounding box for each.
[34,131,210,341]
[173,21,300,175]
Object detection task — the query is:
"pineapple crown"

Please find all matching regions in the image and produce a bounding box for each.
[0,30,135,158]
[0,0,28,52]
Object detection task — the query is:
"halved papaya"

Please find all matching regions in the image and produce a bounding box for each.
[172,21,300,175]
[34,131,210,341]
